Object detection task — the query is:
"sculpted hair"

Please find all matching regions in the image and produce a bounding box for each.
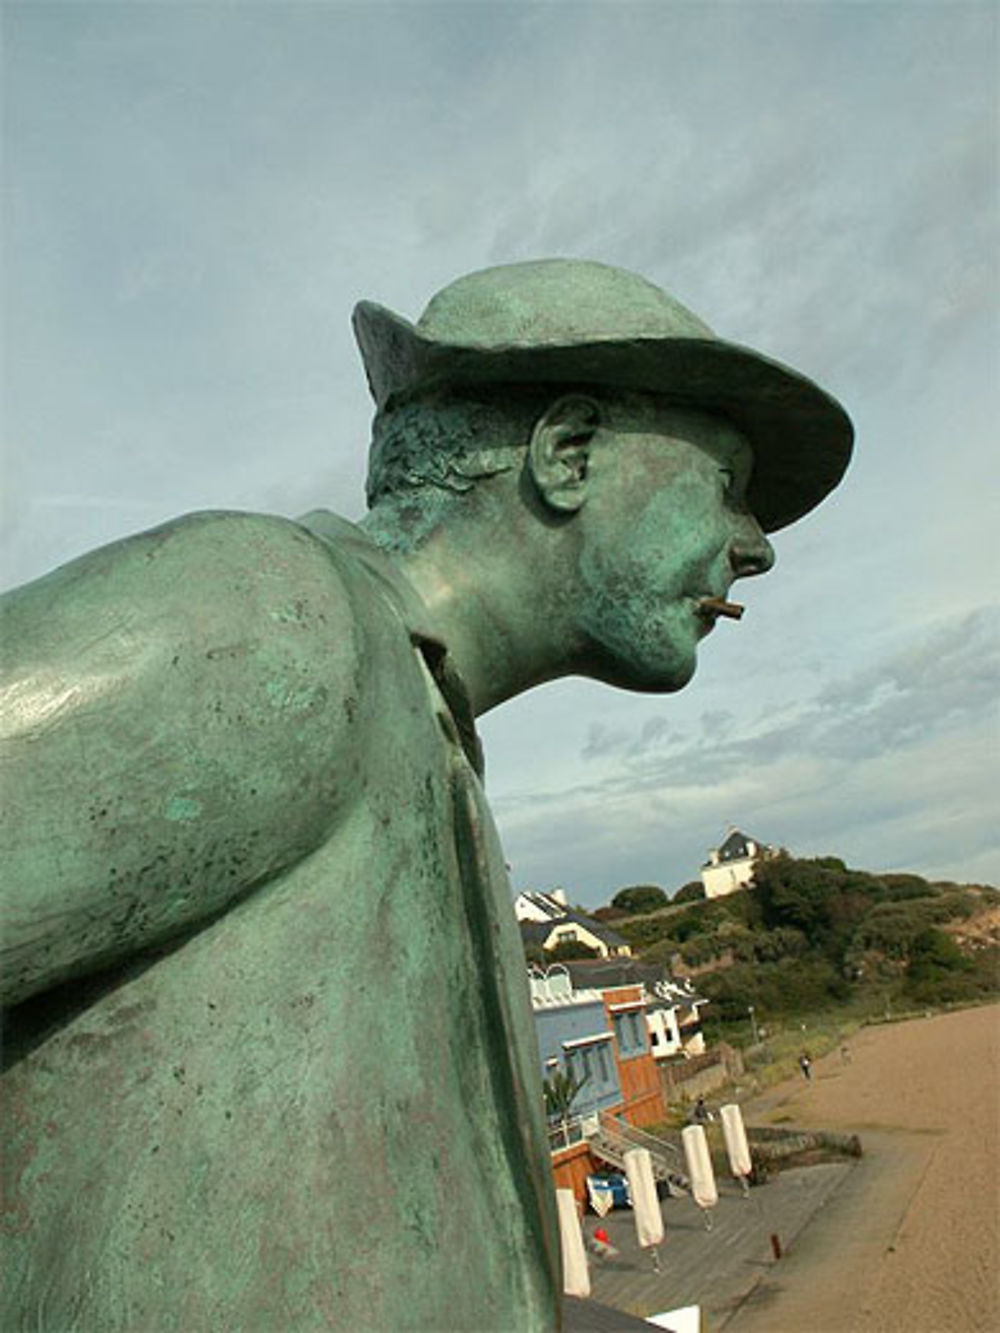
[365,384,659,507]
[365,387,551,506]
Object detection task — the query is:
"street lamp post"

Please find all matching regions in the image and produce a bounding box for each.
[748,1005,759,1047]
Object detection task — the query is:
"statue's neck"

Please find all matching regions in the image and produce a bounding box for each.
[361,499,580,717]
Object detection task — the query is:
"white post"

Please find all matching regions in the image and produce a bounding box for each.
[682,1124,718,1228]
[720,1103,752,1181]
[624,1146,664,1264]
[556,1188,590,1298]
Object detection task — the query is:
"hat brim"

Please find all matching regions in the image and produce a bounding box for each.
[353,302,853,533]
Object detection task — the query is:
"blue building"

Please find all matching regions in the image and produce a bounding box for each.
[529,965,622,1124]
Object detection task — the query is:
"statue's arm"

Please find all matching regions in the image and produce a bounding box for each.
[0,511,366,1006]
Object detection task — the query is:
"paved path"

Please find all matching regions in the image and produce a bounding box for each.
[582,1160,855,1325]
[719,1130,928,1332]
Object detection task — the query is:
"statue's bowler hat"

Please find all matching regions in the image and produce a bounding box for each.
[353,258,853,532]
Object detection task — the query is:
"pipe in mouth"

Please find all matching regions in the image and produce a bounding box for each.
[698,597,745,621]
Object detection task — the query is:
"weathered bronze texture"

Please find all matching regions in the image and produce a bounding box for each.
[1,259,852,1330]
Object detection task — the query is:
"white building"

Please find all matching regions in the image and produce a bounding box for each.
[645,977,708,1058]
[700,828,777,900]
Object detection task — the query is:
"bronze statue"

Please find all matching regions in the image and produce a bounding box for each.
[1,260,852,1329]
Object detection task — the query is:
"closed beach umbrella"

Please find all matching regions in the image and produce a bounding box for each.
[682,1124,718,1211]
[624,1147,664,1249]
[556,1188,590,1298]
[720,1103,752,1178]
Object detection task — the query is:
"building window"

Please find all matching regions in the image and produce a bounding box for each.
[613,1010,648,1057]
[596,1044,610,1083]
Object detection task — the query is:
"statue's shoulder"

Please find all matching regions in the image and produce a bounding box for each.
[135,507,384,678]
[4,507,381,725]
[0,509,389,1004]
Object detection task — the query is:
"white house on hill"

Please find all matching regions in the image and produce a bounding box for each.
[700,828,777,899]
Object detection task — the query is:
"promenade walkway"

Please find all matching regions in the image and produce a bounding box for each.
[578,1157,855,1325]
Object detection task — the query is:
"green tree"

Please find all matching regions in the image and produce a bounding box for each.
[618,912,684,948]
[752,855,878,964]
[591,905,627,922]
[906,928,971,983]
[542,1068,589,1122]
[641,938,683,967]
[673,881,705,903]
[611,884,669,915]
[542,1068,591,1147]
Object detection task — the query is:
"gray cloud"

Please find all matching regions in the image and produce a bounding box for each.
[493,607,999,899]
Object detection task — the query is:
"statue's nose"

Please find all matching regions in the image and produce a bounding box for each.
[729,523,775,578]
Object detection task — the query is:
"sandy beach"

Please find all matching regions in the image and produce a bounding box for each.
[727,1003,1000,1333]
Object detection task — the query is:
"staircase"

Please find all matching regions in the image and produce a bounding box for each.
[587,1111,689,1197]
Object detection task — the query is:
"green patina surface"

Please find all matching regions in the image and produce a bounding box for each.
[1,512,559,1330]
[0,260,851,1330]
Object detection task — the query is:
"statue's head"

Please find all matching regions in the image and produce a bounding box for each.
[354,260,853,693]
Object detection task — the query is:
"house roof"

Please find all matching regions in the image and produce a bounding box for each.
[561,957,664,990]
[703,828,762,867]
[651,976,709,1008]
[557,911,627,946]
[519,920,555,948]
[518,912,628,950]
[516,889,568,920]
[560,957,708,1008]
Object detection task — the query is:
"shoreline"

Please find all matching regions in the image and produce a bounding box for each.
[725,1002,1000,1332]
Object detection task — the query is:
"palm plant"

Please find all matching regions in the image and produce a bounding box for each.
[542,1068,590,1147]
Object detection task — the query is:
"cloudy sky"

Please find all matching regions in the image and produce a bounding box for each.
[4,1,997,904]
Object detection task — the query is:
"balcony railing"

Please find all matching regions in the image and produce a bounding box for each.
[547,1112,599,1154]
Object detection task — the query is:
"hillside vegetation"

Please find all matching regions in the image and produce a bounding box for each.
[610,855,999,1026]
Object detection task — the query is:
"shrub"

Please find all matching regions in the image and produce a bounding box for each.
[611,885,669,915]
[591,905,627,922]
[640,938,683,966]
[850,902,934,960]
[881,873,937,901]
[618,915,677,948]
[697,956,850,1020]
[548,939,600,962]
[753,926,808,963]
[906,928,972,981]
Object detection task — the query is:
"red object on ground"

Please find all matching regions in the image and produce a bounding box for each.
[594,1228,610,1245]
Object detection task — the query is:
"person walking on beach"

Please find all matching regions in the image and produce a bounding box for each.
[799,1052,813,1081]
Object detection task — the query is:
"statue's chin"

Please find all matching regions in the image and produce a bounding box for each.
[585,646,697,695]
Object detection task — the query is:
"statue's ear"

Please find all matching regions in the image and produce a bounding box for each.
[527,395,601,514]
